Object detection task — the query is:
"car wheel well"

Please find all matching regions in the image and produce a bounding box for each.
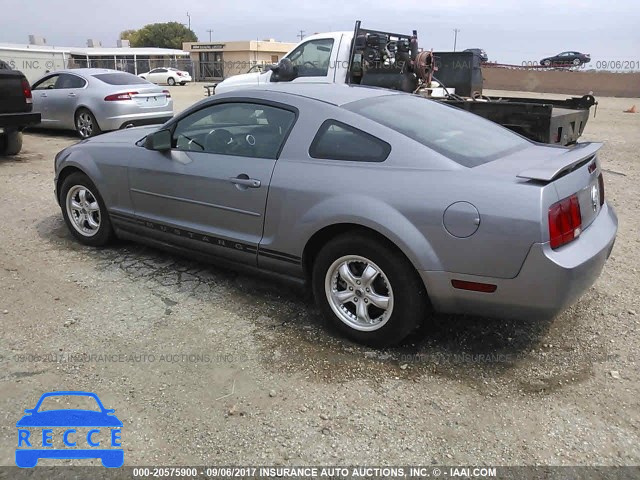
[56,166,86,203]
[303,223,414,280]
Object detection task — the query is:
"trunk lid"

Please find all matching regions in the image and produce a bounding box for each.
[476,142,605,234]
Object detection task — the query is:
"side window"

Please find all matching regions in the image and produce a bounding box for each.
[287,38,334,77]
[172,102,296,160]
[32,75,59,90]
[309,120,391,162]
[157,68,168,73]
[55,74,86,89]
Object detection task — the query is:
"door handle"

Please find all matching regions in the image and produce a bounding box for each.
[68,92,76,97]
[40,93,47,97]
[229,176,261,188]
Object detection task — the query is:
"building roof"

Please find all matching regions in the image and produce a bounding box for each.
[0,43,188,56]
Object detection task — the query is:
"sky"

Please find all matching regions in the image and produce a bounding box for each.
[1,0,639,65]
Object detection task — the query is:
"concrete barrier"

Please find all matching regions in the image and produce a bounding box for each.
[482,68,640,98]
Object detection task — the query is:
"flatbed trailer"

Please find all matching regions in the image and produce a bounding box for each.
[347,21,597,146]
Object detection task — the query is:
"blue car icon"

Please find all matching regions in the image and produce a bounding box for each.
[16,391,123,468]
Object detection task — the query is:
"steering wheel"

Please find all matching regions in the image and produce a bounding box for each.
[303,61,317,69]
[205,129,233,152]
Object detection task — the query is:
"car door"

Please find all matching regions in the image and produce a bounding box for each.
[149,68,167,84]
[31,74,60,127]
[47,73,86,128]
[127,100,297,266]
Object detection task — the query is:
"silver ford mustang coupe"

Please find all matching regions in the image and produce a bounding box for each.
[53,84,618,346]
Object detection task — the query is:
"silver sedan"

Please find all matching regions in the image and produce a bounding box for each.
[53,84,618,346]
[31,69,173,138]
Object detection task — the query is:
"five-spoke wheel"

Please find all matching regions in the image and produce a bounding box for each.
[313,232,428,346]
[60,172,114,246]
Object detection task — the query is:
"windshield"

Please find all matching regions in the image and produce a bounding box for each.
[93,73,150,85]
[37,395,101,412]
[345,94,530,167]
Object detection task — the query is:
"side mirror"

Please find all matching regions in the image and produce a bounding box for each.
[144,129,172,151]
[24,409,35,414]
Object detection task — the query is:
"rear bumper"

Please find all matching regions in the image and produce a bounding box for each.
[0,112,41,130]
[99,111,173,131]
[421,202,618,320]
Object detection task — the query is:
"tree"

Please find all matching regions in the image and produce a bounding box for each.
[119,29,139,45]
[120,22,198,50]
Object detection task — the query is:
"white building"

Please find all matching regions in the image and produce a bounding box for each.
[0,43,190,83]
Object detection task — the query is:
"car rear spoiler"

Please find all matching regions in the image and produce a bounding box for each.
[516,142,603,182]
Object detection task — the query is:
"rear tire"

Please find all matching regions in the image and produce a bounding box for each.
[312,232,428,347]
[59,172,114,246]
[167,77,176,86]
[75,108,101,139]
[0,131,23,156]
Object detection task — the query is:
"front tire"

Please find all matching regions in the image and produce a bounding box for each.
[75,108,101,139]
[0,131,23,156]
[59,172,114,246]
[312,233,428,347]
[167,77,176,86]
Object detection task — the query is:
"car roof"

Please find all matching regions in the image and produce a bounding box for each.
[47,68,135,76]
[225,83,404,107]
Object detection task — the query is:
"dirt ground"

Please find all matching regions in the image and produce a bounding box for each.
[0,84,639,468]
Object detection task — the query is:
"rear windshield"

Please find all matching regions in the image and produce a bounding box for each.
[92,73,150,85]
[345,95,529,167]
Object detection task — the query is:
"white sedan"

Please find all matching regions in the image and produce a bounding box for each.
[138,67,192,86]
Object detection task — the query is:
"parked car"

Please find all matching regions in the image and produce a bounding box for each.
[138,67,192,86]
[30,69,173,139]
[0,65,41,155]
[540,51,591,66]
[53,84,617,346]
[463,48,488,63]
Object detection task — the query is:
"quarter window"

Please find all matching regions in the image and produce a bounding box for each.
[173,102,296,159]
[309,120,391,162]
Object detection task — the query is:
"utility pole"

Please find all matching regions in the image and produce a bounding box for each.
[207,29,213,42]
[297,30,305,41]
[453,28,460,52]
[186,12,191,31]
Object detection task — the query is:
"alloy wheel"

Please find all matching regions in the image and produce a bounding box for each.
[325,255,394,331]
[76,112,94,138]
[65,185,101,237]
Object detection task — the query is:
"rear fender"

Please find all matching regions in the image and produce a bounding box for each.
[299,194,443,272]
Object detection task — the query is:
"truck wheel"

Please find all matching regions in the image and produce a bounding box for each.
[312,232,428,347]
[75,108,101,139]
[0,131,23,156]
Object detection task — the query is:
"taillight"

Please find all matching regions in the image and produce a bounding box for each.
[162,89,171,98]
[21,78,33,104]
[104,91,138,101]
[176,72,184,77]
[598,173,605,206]
[548,194,582,249]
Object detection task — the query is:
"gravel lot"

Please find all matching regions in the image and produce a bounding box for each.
[0,84,638,467]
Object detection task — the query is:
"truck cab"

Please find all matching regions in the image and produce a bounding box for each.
[215,32,352,94]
